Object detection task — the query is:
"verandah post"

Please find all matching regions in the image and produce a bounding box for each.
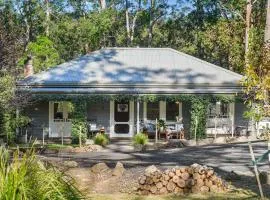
[79,125,82,148]
[137,100,140,134]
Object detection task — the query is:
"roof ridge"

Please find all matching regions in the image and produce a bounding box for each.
[102,47,171,50]
[168,48,243,78]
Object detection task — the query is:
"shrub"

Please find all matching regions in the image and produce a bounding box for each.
[133,133,148,145]
[0,147,82,199]
[71,122,87,144]
[94,133,109,146]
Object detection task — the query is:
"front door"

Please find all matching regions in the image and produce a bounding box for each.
[49,101,71,137]
[110,100,134,137]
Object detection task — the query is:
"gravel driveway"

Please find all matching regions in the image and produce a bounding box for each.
[42,140,270,197]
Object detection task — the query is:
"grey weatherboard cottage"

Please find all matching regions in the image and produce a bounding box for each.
[17,48,249,139]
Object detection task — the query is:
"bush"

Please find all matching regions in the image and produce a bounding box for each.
[133,133,148,145]
[71,122,87,144]
[94,133,109,146]
[0,146,82,199]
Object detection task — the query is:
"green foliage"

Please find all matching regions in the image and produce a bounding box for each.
[157,119,166,130]
[94,133,109,146]
[242,44,270,119]
[0,146,82,199]
[71,100,87,144]
[20,36,60,72]
[133,133,148,145]
[0,75,14,110]
[189,97,210,140]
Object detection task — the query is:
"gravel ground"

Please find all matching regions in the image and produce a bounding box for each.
[41,140,270,197]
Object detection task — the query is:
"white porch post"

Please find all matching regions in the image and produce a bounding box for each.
[230,102,235,137]
[109,100,114,138]
[130,101,134,136]
[143,101,147,123]
[137,101,140,134]
[179,102,183,120]
[159,101,166,120]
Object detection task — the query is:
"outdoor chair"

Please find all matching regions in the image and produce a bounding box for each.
[87,120,99,138]
[164,123,184,140]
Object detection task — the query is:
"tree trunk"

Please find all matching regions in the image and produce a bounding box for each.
[265,0,270,42]
[99,0,106,10]
[45,0,50,36]
[148,0,154,47]
[125,0,131,46]
[245,0,252,63]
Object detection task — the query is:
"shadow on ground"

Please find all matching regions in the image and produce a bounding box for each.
[40,141,270,198]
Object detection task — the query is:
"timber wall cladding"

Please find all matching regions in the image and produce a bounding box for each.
[137,164,228,195]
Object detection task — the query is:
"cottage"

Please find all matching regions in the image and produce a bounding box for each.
[17,48,250,140]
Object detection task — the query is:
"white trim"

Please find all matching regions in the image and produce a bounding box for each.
[159,101,166,120]
[109,100,114,137]
[110,100,134,138]
[130,101,134,137]
[179,102,183,119]
[143,101,147,123]
[136,101,140,134]
[48,101,71,138]
[230,102,235,137]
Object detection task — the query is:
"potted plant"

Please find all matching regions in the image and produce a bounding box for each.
[158,119,166,132]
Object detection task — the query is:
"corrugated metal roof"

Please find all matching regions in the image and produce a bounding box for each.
[19,48,242,86]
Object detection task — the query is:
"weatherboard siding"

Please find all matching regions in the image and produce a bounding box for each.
[86,101,110,133]
[24,101,49,139]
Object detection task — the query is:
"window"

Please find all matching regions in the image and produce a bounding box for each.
[54,102,63,119]
[220,103,229,117]
[208,103,216,118]
[166,102,179,121]
[207,102,229,118]
[147,102,159,120]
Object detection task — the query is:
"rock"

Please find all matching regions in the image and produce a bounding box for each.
[259,171,270,185]
[134,144,145,152]
[112,162,125,176]
[91,162,110,174]
[63,160,78,168]
[196,138,214,146]
[85,139,94,145]
[180,139,196,146]
[213,137,227,144]
[59,146,74,153]
[145,165,159,177]
[225,171,241,181]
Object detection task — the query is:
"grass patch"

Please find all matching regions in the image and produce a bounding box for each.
[94,133,109,146]
[133,133,148,145]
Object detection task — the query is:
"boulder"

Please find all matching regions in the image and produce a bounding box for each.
[213,137,227,144]
[85,139,94,145]
[91,162,110,174]
[180,139,196,147]
[63,160,78,168]
[112,161,125,176]
[196,138,214,146]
